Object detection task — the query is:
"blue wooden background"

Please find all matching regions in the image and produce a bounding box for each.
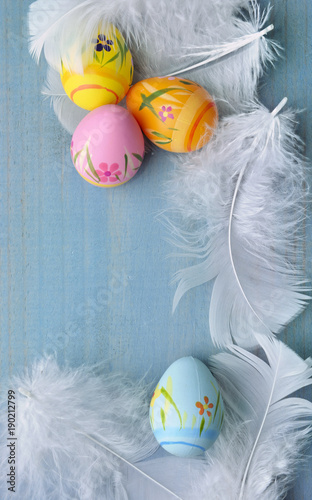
[0,1,311,498]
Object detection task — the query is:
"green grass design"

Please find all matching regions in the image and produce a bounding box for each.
[199,417,205,437]
[152,131,171,139]
[139,87,189,121]
[124,154,128,178]
[86,147,100,182]
[179,80,193,85]
[183,411,188,429]
[139,94,159,119]
[160,387,182,429]
[85,169,100,183]
[205,415,212,431]
[152,130,172,145]
[74,149,83,163]
[152,130,172,144]
[132,153,143,162]
[191,415,197,430]
[114,35,126,68]
[160,408,166,430]
[155,139,172,145]
[103,51,120,66]
[213,390,221,423]
[140,87,182,106]
[94,51,101,64]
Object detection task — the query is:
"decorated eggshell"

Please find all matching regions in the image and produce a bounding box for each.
[126,77,218,153]
[150,357,224,457]
[71,105,144,187]
[61,24,133,111]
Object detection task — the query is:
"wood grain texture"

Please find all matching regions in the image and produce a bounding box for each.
[0,0,311,498]
[258,2,312,497]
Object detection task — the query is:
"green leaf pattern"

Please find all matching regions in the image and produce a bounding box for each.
[160,408,166,431]
[91,31,130,70]
[199,417,205,437]
[73,138,142,185]
[155,375,224,438]
[151,130,172,145]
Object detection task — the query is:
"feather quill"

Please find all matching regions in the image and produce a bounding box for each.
[166,99,310,347]
[127,337,312,500]
[0,356,164,500]
[29,0,277,116]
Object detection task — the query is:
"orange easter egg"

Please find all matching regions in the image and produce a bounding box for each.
[126,77,218,153]
[61,24,133,111]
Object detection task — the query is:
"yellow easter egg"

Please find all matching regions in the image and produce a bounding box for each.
[126,77,218,153]
[61,25,133,111]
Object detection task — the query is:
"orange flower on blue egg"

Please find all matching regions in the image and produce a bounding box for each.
[196,396,214,417]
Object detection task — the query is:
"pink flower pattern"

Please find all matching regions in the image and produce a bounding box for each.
[96,162,122,183]
[159,106,174,123]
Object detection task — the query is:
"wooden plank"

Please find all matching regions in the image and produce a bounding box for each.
[258,1,312,498]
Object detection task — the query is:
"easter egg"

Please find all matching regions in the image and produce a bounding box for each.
[61,24,133,111]
[150,357,224,457]
[71,105,144,187]
[126,77,218,153]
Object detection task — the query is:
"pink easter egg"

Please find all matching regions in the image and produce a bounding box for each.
[71,105,145,187]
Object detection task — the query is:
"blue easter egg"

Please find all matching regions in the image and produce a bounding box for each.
[149,357,224,457]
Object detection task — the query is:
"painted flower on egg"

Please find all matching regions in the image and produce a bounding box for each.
[196,396,214,417]
[159,106,174,122]
[126,77,218,153]
[71,105,145,188]
[73,143,141,187]
[149,357,225,457]
[93,34,114,52]
[96,163,122,183]
[61,24,134,111]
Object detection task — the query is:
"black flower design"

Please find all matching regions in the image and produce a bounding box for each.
[93,34,114,52]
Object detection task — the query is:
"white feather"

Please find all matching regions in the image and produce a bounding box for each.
[28,0,146,73]
[136,1,278,113]
[42,67,88,134]
[166,24,274,78]
[0,356,159,500]
[197,336,312,500]
[28,1,277,114]
[166,100,310,347]
[127,337,312,500]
